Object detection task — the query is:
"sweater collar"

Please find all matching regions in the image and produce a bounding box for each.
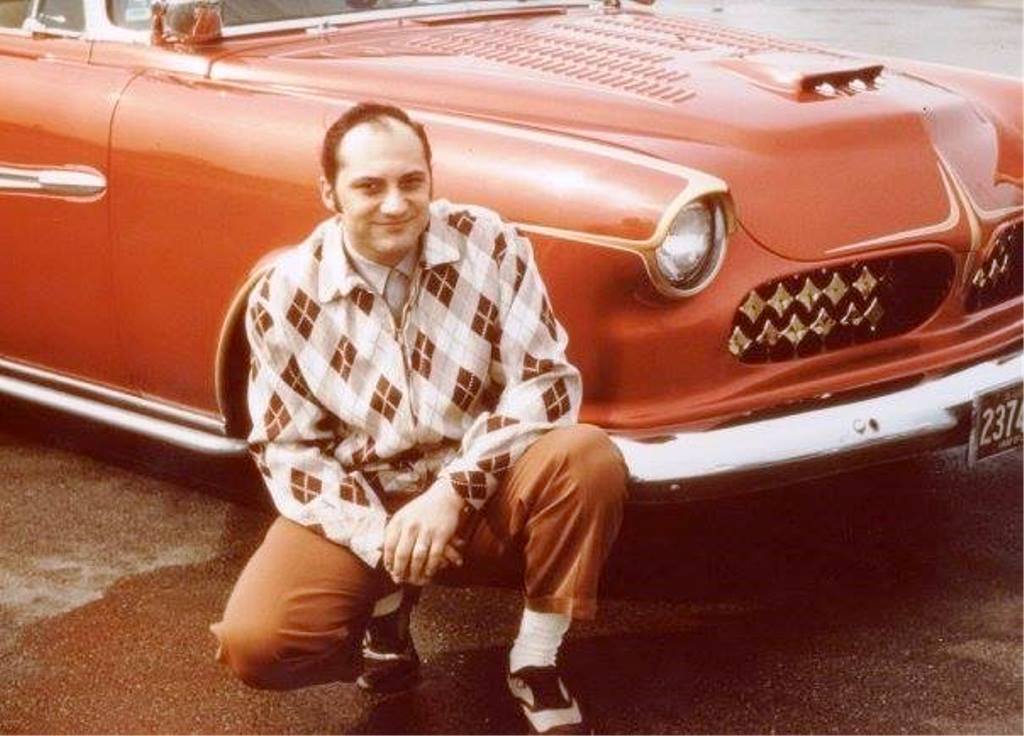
[316,202,461,303]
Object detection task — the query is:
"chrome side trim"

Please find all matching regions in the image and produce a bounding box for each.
[613,350,1022,502]
[0,370,247,454]
[0,165,107,198]
[0,365,247,455]
[0,357,225,433]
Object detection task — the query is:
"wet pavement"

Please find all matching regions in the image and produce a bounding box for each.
[1,1,1022,733]
[0,397,1021,733]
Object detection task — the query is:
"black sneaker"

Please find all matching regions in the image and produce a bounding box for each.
[507,665,589,734]
[356,587,421,694]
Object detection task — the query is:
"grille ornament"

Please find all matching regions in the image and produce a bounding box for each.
[795,278,822,311]
[728,252,954,363]
[739,291,766,322]
[822,272,849,305]
[728,325,753,357]
[766,283,794,318]
[780,314,808,346]
[863,298,884,328]
[809,308,836,338]
[756,320,781,347]
[840,302,864,327]
[966,221,1022,313]
[852,266,879,298]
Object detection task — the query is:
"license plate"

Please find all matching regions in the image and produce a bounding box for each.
[969,379,1024,464]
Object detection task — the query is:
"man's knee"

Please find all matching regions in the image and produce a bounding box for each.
[211,618,288,689]
[210,616,361,691]
[545,424,629,508]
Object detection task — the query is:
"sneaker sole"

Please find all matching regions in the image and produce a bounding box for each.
[356,665,422,695]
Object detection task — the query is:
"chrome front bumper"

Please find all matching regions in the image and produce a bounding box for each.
[3,350,1019,501]
[611,350,1023,503]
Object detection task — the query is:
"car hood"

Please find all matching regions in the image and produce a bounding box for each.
[211,9,1021,260]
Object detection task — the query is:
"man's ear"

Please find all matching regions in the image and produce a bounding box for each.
[319,175,339,213]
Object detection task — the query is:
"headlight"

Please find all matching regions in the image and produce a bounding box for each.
[654,198,728,295]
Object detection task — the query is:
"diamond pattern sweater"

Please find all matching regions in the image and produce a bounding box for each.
[245,199,582,568]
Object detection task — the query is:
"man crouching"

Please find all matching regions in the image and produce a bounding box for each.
[210,101,627,735]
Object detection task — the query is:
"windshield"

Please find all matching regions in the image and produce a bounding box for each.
[109,0,518,29]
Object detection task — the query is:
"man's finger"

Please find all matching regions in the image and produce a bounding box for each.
[442,543,464,567]
[423,536,448,579]
[407,531,432,582]
[383,517,402,573]
[391,524,418,582]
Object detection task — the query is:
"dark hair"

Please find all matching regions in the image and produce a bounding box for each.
[320,102,433,183]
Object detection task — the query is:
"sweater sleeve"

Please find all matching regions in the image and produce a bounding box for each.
[245,271,387,568]
[434,223,582,508]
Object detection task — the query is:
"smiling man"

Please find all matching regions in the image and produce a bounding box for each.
[210,102,628,734]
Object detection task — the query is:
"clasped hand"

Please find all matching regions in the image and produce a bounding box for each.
[383,479,465,586]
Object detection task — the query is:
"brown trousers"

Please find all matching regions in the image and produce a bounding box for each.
[210,424,628,690]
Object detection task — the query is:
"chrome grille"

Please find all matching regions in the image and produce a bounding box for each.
[966,221,1022,313]
[729,252,955,363]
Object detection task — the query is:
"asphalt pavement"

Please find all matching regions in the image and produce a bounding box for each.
[0,397,1021,733]
[1,1,1022,734]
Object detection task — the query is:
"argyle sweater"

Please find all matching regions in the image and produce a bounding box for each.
[245,199,582,568]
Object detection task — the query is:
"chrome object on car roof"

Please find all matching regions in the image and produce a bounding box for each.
[151,0,222,46]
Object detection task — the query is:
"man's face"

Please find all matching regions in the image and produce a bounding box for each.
[321,119,432,267]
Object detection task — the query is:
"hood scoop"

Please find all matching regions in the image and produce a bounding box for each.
[717,52,885,97]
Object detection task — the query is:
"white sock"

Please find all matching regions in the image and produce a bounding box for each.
[372,588,403,618]
[509,608,570,672]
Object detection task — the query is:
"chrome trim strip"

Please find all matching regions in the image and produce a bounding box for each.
[239,86,735,298]
[22,16,84,38]
[0,372,247,455]
[613,350,1023,501]
[411,111,735,298]
[68,0,589,43]
[220,0,590,38]
[0,369,247,455]
[214,268,265,418]
[0,357,223,432]
[0,165,107,197]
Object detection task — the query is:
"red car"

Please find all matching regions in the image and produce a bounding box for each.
[1,0,1020,500]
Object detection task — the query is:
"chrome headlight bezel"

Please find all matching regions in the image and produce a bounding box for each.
[651,197,730,298]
